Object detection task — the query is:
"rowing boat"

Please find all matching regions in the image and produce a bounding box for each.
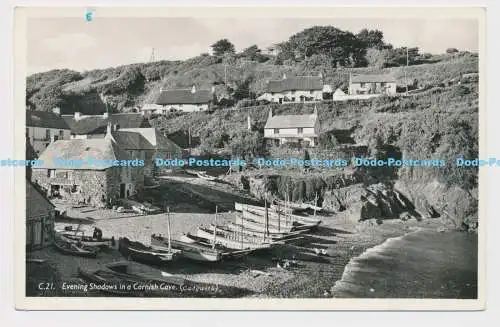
[57,233,114,247]
[150,234,222,262]
[53,237,98,258]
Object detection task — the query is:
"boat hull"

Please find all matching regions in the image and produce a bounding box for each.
[118,238,180,265]
[195,228,272,250]
[151,236,222,262]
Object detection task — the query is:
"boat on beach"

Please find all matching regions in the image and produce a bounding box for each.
[53,237,98,258]
[235,202,322,227]
[150,234,223,262]
[118,237,181,265]
[240,209,317,230]
[195,227,275,250]
[221,222,304,240]
[178,234,255,258]
[57,233,114,248]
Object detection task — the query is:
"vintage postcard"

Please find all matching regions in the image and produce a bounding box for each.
[14,6,486,310]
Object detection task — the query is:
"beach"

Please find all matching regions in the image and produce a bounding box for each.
[26,175,476,298]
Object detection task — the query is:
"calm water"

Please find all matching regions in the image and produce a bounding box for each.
[331,230,478,298]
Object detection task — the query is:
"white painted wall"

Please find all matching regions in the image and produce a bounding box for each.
[259,90,323,103]
[349,82,397,95]
[142,103,209,114]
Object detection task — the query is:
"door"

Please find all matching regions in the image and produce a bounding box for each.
[120,184,126,198]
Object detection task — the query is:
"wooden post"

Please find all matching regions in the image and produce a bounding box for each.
[212,205,218,249]
[166,206,172,252]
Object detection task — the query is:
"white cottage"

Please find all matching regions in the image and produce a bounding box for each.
[258,74,324,104]
[264,107,319,148]
[141,85,215,114]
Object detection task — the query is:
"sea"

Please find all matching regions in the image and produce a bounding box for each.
[331,230,478,299]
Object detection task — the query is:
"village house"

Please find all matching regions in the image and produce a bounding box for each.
[31,124,144,208]
[141,85,215,114]
[26,180,55,250]
[264,107,320,148]
[61,112,151,139]
[258,74,327,104]
[26,108,71,156]
[348,73,397,95]
[113,127,184,179]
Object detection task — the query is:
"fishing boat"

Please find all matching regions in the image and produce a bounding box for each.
[195,227,274,250]
[178,234,255,259]
[238,203,322,226]
[57,233,114,248]
[196,171,217,181]
[118,237,181,265]
[221,222,304,240]
[275,200,323,213]
[235,202,294,215]
[151,234,223,262]
[241,209,320,229]
[53,237,98,258]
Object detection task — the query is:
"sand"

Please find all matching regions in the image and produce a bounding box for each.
[28,174,451,298]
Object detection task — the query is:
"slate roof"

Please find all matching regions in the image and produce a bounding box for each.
[155,89,213,105]
[26,180,54,218]
[265,114,317,129]
[61,113,151,135]
[33,136,130,170]
[119,128,183,153]
[26,111,70,130]
[350,74,396,83]
[266,76,323,93]
[112,131,155,150]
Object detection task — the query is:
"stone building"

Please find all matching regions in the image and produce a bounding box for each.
[31,124,144,208]
[264,107,320,148]
[26,180,55,250]
[257,74,326,104]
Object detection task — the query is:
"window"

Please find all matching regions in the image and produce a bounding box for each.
[45,129,50,140]
[291,90,296,95]
[291,97,296,102]
[271,92,275,96]
[310,90,314,94]
[360,83,366,88]
[297,128,303,134]
[70,185,79,193]
[381,82,386,87]
[47,169,56,178]
[274,129,279,134]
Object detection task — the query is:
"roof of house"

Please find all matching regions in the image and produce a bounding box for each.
[266,76,323,93]
[112,131,155,150]
[265,113,318,129]
[26,180,54,218]
[34,136,130,170]
[155,89,213,105]
[119,128,183,154]
[351,74,396,83]
[26,111,71,130]
[61,113,151,135]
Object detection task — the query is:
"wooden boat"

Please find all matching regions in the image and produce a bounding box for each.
[178,234,255,259]
[195,227,274,250]
[118,237,181,265]
[235,202,294,215]
[196,171,217,181]
[240,204,322,226]
[241,209,320,229]
[222,223,304,240]
[150,234,222,262]
[57,233,114,247]
[53,237,98,258]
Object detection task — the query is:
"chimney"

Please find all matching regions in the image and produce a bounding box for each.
[52,107,61,116]
[211,86,216,94]
[191,85,196,94]
[313,104,318,116]
[106,122,112,136]
[282,73,287,80]
[268,108,273,120]
[74,112,81,120]
[103,112,108,119]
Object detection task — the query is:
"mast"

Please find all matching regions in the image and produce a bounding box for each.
[166,206,172,252]
[212,205,218,249]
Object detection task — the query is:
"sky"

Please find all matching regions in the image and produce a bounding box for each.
[26,17,479,74]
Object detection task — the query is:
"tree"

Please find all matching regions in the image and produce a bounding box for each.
[228,130,264,160]
[211,39,236,57]
[356,29,385,50]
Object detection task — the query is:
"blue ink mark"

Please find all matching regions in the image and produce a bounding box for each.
[85,10,94,22]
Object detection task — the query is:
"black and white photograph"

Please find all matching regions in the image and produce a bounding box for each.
[15,6,485,310]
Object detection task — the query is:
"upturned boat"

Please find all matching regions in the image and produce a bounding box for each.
[118,237,181,265]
